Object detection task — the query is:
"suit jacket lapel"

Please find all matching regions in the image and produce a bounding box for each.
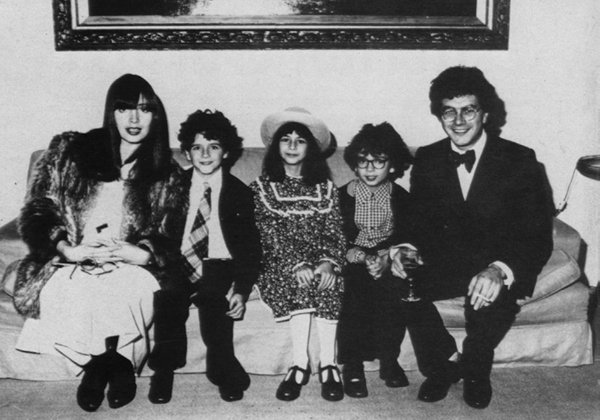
[439,139,465,205]
[466,136,503,203]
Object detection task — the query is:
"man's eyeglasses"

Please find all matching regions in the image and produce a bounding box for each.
[441,106,481,122]
[356,158,389,169]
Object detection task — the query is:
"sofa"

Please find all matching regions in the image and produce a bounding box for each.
[0,147,593,381]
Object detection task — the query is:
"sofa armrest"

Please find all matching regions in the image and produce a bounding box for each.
[552,217,580,261]
[0,218,27,281]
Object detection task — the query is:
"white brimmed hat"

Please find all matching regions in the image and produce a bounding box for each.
[260,107,331,152]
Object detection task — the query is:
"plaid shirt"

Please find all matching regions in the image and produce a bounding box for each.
[354,180,394,248]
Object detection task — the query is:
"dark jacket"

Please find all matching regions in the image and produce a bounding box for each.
[180,168,262,297]
[409,136,554,300]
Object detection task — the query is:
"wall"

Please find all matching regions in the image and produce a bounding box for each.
[0,1,598,284]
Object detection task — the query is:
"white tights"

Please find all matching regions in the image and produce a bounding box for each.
[288,313,339,383]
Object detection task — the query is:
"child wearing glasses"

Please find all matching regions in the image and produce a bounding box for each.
[336,122,414,398]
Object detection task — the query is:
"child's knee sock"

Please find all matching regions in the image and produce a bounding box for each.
[289,313,311,382]
[315,317,339,381]
[315,318,337,366]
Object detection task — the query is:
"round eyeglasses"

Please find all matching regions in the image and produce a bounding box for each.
[441,106,481,122]
[356,158,388,169]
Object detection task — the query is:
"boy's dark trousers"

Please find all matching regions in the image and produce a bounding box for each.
[148,260,250,392]
[337,266,407,364]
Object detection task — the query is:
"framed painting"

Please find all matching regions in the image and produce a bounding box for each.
[53,0,510,50]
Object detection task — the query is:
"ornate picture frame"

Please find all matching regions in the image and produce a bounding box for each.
[54,0,510,50]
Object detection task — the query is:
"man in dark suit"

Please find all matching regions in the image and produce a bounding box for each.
[148,109,261,404]
[393,66,554,409]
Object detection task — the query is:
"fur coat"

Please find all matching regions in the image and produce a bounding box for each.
[13,130,188,318]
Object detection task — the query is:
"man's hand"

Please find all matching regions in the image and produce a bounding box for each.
[391,246,423,279]
[315,262,338,291]
[226,293,247,320]
[468,265,505,310]
[366,253,390,279]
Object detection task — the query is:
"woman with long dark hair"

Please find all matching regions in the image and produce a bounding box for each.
[13,74,186,412]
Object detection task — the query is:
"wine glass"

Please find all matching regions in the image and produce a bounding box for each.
[399,247,421,302]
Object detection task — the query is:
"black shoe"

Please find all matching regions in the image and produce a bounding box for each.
[463,377,492,409]
[148,370,174,404]
[379,359,409,388]
[276,365,311,401]
[417,362,461,403]
[219,387,244,402]
[319,365,344,402]
[77,357,109,412]
[342,363,368,398]
[106,353,137,409]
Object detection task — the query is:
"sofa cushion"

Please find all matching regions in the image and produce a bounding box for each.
[518,249,581,305]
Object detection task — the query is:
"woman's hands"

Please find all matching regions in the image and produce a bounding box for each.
[293,261,338,291]
[57,239,152,266]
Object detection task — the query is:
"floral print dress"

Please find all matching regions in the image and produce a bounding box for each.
[250,175,346,321]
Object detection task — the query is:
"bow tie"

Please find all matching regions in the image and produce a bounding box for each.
[450,150,476,173]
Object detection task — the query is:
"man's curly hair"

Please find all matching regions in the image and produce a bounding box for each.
[429,66,507,136]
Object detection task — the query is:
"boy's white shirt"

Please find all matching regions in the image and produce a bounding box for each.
[181,167,232,259]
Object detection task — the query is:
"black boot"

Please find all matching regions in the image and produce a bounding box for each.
[104,336,137,409]
[77,355,109,412]
[148,370,175,404]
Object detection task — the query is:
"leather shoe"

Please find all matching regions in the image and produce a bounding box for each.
[106,353,137,409]
[379,359,409,388]
[148,370,174,404]
[276,365,311,401]
[463,377,492,409]
[77,357,109,412]
[319,365,344,402]
[342,363,368,398]
[417,362,461,403]
[219,387,244,402]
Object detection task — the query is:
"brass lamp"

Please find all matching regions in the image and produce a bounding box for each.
[555,155,600,215]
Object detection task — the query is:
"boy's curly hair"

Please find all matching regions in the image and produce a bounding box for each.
[178,109,243,167]
[344,122,413,179]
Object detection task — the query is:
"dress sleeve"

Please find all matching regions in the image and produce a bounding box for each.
[314,182,347,269]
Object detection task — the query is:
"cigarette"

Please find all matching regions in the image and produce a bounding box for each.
[473,292,492,302]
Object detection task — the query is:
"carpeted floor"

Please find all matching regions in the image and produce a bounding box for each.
[1,366,599,420]
[1,296,599,420]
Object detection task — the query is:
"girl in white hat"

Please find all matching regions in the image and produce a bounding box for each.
[250,108,345,402]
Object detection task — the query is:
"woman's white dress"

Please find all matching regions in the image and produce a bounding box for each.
[16,178,160,372]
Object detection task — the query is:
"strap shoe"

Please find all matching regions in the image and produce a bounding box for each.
[276,365,311,401]
[319,364,344,402]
